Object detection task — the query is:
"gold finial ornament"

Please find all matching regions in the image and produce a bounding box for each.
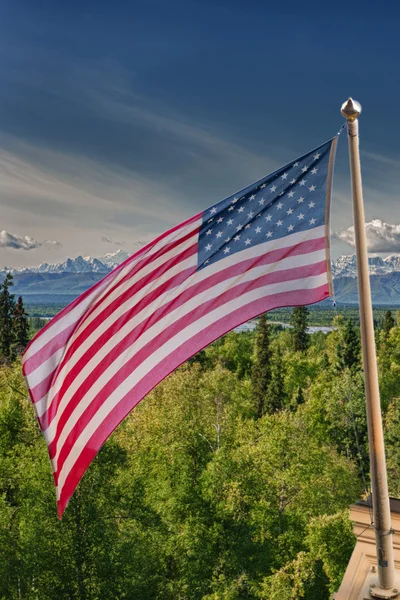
[341,97,362,121]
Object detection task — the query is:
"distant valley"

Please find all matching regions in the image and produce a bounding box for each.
[3,250,400,307]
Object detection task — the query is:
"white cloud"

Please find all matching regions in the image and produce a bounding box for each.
[335,219,400,253]
[0,230,61,250]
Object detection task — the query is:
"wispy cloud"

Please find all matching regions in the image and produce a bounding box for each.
[101,236,125,246]
[0,230,61,250]
[335,219,400,253]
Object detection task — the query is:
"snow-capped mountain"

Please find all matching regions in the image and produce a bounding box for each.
[331,254,400,278]
[2,250,130,276]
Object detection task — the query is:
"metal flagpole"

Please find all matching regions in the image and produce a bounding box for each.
[341,98,399,598]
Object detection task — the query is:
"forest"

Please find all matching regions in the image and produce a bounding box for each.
[2,286,400,599]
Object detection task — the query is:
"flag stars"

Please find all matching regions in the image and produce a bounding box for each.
[266,231,273,238]
[255,226,262,234]
[216,231,223,238]
[309,185,316,192]
[308,201,315,208]
[236,225,243,231]
[245,224,251,229]
[313,152,321,160]
[258,198,266,205]
[288,224,294,232]
[276,202,283,209]
[287,191,295,198]
[217,217,224,223]
[245,238,251,245]
[227,218,233,225]
[232,197,239,203]
[247,211,254,218]
[234,235,241,241]
[301,166,308,173]
[297,197,305,204]
[299,179,307,186]
[223,247,231,254]
[208,218,214,223]
[260,183,267,189]
[290,179,297,185]
[281,172,288,179]
[270,185,277,192]
[311,167,318,175]
[309,218,316,225]
[228,205,234,211]
[206,229,212,236]
[265,214,272,221]
[298,213,305,220]
[210,207,217,215]
[277,220,283,226]
[237,206,245,213]
[287,208,293,215]
[249,194,256,201]
[293,162,299,167]
[205,244,212,251]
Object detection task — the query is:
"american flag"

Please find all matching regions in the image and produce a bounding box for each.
[22,136,337,517]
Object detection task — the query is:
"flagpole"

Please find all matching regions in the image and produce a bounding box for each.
[341,98,399,598]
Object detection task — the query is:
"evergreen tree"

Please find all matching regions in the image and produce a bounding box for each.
[252,314,272,418]
[383,310,395,337]
[341,319,361,371]
[12,296,30,354]
[266,345,287,413]
[291,306,309,352]
[0,273,15,359]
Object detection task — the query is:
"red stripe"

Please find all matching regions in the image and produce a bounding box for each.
[51,261,326,470]
[57,282,329,517]
[22,213,201,366]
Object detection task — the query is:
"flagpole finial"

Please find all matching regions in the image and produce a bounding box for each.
[341,97,362,121]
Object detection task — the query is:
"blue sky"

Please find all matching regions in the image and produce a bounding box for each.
[0,0,400,267]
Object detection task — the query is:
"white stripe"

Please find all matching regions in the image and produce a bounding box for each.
[29,225,323,387]
[27,232,199,389]
[48,252,326,459]
[56,271,328,495]
[24,217,202,363]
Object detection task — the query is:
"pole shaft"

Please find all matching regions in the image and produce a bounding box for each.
[347,117,395,589]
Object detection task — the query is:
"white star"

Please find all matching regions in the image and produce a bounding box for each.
[266,231,273,238]
[288,191,295,198]
[255,226,261,233]
[288,224,294,232]
[238,206,245,213]
[210,207,217,214]
[245,224,251,229]
[217,217,223,223]
[227,218,233,225]
[228,205,234,211]
[223,247,231,254]
[236,224,243,231]
[311,167,318,175]
[216,231,223,238]
[245,238,251,245]
[281,172,288,180]
[301,166,308,173]
[287,208,293,215]
[299,179,307,186]
[247,211,254,218]
[225,237,231,243]
[290,179,297,185]
[258,198,266,205]
[205,244,212,251]
[309,185,316,192]
[208,218,214,223]
[298,213,305,220]
[309,218,316,225]
[297,196,305,204]
[270,185,277,192]
[204,259,209,264]
[232,196,239,203]
[276,202,283,209]
[277,220,283,226]
[265,214,272,221]
[293,162,299,167]
[206,229,212,236]
[308,201,315,208]
[279,191,284,196]
[249,194,256,201]
[234,235,241,241]
[260,183,266,189]
[313,152,320,160]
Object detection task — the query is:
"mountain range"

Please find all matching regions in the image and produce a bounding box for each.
[3,250,400,306]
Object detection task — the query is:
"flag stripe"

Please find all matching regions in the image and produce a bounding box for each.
[58,282,329,512]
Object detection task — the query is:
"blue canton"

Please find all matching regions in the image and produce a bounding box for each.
[198,139,333,270]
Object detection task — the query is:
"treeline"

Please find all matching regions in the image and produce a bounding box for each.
[1,305,400,599]
[0,273,29,360]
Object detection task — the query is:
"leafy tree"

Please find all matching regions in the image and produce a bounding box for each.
[12,296,30,354]
[252,315,272,418]
[267,345,287,413]
[341,319,361,371]
[291,307,309,353]
[0,273,15,359]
